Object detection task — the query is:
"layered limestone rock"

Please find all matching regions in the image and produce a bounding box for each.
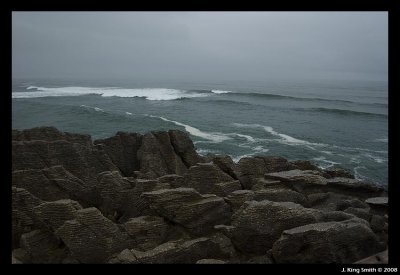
[11,127,388,264]
[141,188,232,235]
[272,219,382,263]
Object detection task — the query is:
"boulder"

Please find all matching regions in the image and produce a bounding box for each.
[343,207,371,222]
[184,163,238,195]
[157,174,186,188]
[272,219,382,263]
[33,199,83,231]
[225,190,255,212]
[234,157,266,189]
[168,129,205,167]
[55,207,129,263]
[12,166,92,204]
[12,187,43,248]
[123,216,170,251]
[228,200,321,254]
[264,169,327,193]
[94,132,142,176]
[308,192,369,212]
[365,197,388,215]
[19,229,68,263]
[141,188,232,235]
[323,167,355,179]
[326,178,385,199]
[290,160,320,171]
[117,236,232,264]
[137,131,187,178]
[254,188,309,207]
[12,126,92,146]
[212,155,238,180]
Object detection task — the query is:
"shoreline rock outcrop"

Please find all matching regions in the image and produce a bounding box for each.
[12,127,388,264]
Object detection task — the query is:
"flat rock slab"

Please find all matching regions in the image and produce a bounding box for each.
[272,219,382,264]
[141,188,232,235]
[365,197,388,206]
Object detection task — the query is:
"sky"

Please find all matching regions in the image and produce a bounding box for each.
[12,12,388,82]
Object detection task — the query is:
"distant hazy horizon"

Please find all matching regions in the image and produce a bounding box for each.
[12,12,387,82]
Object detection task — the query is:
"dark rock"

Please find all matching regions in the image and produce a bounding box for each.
[354,250,388,264]
[55,207,129,263]
[323,167,355,179]
[264,169,327,193]
[34,199,83,231]
[94,132,142,176]
[12,187,43,249]
[365,197,388,216]
[184,163,238,196]
[123,216,170,251]
[250,178,283,190]
[141,188,232,235]
[326,178,385,199]
[157,174,186,188]
[225,190,255,212]
[365,197,388,206]
[235,157,284,189]
[12,166,91,203]
[272,219,382,264]
[123,237,231,264]
[369,215,386,233]
[235,157,264,189]
[19,229,68,263]
[229,200,321,254]
[196,259,226,264]
[308,192,369,212]
[290,160,320,171]
[168,130,205,167]
[344,207,371,222]
[13,126,92,146]
[253,188,309,207]
[137,131,187,178]
[212,155,238,180]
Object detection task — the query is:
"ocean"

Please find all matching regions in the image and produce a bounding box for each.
[12,78,388,186]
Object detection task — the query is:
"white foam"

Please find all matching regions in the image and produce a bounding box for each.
[13,86,211,101]
[232,154,254,163]
[211,90,232,94]
[313,156,340,169]
[80,105,104,112]
[232,123,326,147]
[197,148,219,155]
[146,115,232,143]
[125,112,133,115]
[251,146,270,153]
[362,153,387,164]
[353,166,367,180]
[227,133,256,142]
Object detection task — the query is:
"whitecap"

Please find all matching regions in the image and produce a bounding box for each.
[13,86,211,101]
[80,105,104,112]
[125,112,133,115]
[353,166,367,181]
[251,145,270,153]
[362,153,387,164]
[232,123,327,147]
[145,115,232,143]
[211,90,233,94]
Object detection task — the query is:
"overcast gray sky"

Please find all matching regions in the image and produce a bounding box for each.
[12,12,388,82]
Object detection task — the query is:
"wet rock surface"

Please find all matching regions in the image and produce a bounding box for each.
[11,127,388,264]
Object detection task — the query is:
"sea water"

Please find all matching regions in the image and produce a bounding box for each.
[12,78,388,185]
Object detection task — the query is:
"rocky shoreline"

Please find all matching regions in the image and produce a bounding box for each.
[12,127,388,264]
